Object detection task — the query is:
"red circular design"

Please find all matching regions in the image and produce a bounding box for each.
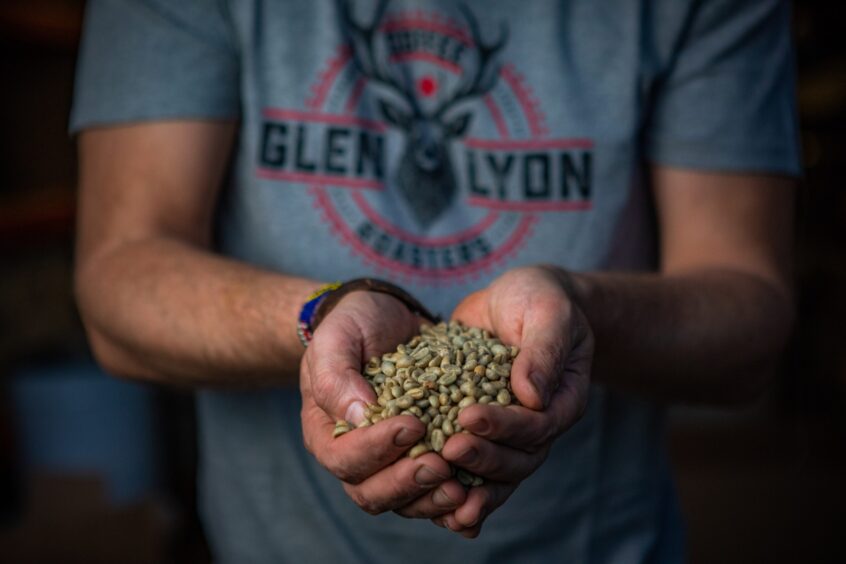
[299,10,550,284]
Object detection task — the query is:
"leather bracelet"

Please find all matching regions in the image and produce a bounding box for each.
[311,278,440,336]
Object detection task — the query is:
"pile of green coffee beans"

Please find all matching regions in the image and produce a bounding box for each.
[334,321,519,487]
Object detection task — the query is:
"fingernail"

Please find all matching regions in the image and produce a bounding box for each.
[394,426,419,447]
[432,488,456,507]
[466,417,489,436]
[454,447,477,466]
[530,372,551,408]
[415,465,447,486]
[345,401,367,425]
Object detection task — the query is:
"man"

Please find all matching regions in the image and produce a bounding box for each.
[71,0,799,561]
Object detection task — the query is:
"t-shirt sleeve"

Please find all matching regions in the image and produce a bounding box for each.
[644,0,801,176]
[69,0,240,133]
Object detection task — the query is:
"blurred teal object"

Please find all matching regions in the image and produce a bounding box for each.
[10,359,158,505]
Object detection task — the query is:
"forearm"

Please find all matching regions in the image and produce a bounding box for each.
[563,268,793,404]
[76,236,319,387]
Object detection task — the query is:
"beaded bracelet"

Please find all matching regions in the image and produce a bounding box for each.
[297,282,342,347]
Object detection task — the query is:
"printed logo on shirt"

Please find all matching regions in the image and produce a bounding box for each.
[256,0,594,284]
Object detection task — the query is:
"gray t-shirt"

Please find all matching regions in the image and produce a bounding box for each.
[71,1,800,562]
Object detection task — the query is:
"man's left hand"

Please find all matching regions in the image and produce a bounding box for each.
[429,266,593,537]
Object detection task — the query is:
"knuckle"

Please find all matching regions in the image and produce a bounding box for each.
[326,451,359,484]
[393,508,414,519]
[537,420,557,446]
[480,460,504,480]
[540,296,569,318]
[478,486,493,509]
[484,414,503,439]
[388,466,418,499]
[364,502,385,515]
[361,501,383,516]
[527,420,554,450]
[311,372,336,406]
[349,488,383,515]
[337,468,360,485]
[521,447,549,478]
[393,505,426,520]
[535,421,559,449]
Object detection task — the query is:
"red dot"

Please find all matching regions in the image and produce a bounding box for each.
[418,75,437,97]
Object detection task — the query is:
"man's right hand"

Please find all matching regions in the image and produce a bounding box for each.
[300,291,467,517]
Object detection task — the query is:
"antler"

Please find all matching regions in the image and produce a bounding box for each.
[337,0,422,116]
[433,4,508,119]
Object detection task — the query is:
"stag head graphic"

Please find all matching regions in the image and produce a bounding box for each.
[338,0,508,228]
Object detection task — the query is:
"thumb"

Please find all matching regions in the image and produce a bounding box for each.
[509,308,572,411]
[451,289,491,330]
[306,322,377,425]
[510,343,562,411]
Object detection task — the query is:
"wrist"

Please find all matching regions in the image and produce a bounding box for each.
[297,278,440,347]
[297,281,343,347]
[533,265,592,311]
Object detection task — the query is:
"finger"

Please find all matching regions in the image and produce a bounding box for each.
[301,402,425,484]
[393,479,467,519]
[456,386,585,452]
[451,289,491,329]
[509,301,572,410]
[440,431,545,482]
[341,453,452,515]
[307,318,378,423]
[441,482,516,538]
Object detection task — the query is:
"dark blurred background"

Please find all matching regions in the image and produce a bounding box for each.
[0,1,843,562]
